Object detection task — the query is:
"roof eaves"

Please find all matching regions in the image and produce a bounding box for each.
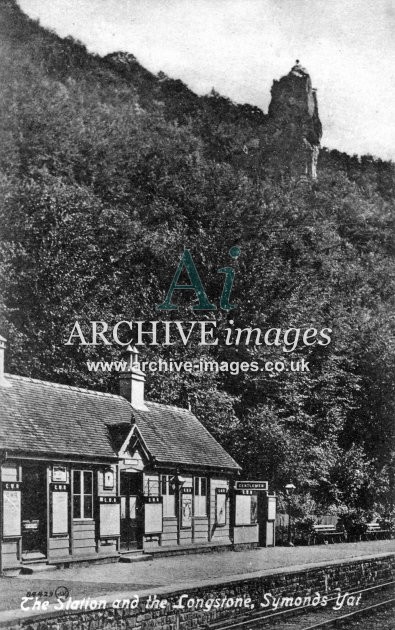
[152,457,241,472]
[1,448,119,463]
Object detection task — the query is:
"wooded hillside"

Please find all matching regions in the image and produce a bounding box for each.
[0,0,394,522]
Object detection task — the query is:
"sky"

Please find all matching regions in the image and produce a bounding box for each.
[18,0,395,160]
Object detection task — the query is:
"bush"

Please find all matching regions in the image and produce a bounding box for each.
[378,518,394,531]
[337,511,368,540]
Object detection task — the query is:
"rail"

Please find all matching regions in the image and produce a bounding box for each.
[301,597,395,629]
[205,579,395,630]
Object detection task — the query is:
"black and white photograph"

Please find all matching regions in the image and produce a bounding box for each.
[0,1,394,628]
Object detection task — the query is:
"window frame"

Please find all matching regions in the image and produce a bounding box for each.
[72,469,94,520]
[161,474,176,518]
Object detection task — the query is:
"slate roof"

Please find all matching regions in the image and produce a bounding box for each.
[132,402,240,470]
[0,374,240,471]
[0,374,131,459]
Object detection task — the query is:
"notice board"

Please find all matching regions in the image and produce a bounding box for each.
[100,501,120,537]
[144,501,163,534]
[51,491,68,535]
[3,489,21,536]
[216,490,227,525]
[235,494,251,525]
[267,496,276,521]
[180,493,192,528]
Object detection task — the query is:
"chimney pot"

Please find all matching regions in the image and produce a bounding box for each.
[119,346,147,410]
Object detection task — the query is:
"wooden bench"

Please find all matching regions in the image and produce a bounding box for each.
[311,524,345,545]
[363,522,393,541]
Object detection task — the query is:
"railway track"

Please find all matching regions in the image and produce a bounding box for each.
[300,597,395,629]
[205,580,395,630]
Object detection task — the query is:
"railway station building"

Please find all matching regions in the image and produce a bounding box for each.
[0,339,269,572]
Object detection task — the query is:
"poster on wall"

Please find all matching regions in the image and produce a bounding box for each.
[99,497,120,537]
[103,469,115,490]
[52,466,67,482]
[1,0,393,620]
[3,488,21,537]
[250,494,258,524]
[215,490,226,526]
[51,491,68,535]
[267,496,276,522]
[235,494,252,526]
[144,496,163,534]
[181,491,192,529]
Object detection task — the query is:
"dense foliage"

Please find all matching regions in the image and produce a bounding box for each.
[0,0,394,519]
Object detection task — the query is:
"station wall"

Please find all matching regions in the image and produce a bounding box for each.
[2,553,394,630]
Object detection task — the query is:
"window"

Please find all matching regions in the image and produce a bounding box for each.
[161,475,175,517]
[73,470,93,519]
[194,477,207,516]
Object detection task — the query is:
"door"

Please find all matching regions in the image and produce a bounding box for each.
[21,464,47,556]
[120,472,143,550]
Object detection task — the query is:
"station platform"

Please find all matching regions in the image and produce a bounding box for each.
[0,539,394,617]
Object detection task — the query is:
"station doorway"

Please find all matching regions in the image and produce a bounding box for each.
[120,471,143,550]
[21,463,47,557]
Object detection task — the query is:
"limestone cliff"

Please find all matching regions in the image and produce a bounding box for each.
[244,62,322,179]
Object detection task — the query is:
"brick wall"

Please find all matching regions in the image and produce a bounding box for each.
[2,554,394,630]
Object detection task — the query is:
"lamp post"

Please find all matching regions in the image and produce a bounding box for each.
[285,483,296,546]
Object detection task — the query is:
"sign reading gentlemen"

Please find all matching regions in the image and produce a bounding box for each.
[235,481,268,491]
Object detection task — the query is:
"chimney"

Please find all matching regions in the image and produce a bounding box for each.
[0,336,11,387]
[119,346,147,410]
